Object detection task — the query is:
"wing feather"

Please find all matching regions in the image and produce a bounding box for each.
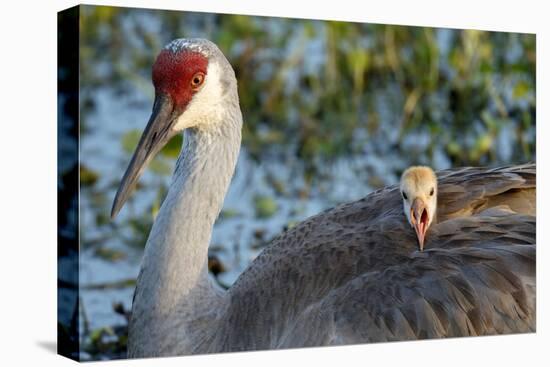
[221,163,535,350]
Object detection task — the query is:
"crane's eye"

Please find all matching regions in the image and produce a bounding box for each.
[191,72,205,89]
[402,191,408,200]
[429,187,434,196]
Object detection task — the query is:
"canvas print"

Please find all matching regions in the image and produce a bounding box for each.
[57,5,536,361]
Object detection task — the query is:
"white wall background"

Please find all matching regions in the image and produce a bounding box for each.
[0,0,547,366]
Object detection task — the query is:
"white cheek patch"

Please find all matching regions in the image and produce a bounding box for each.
[173,62,225,131]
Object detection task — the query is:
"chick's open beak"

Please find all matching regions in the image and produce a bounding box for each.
[410,198,429,251]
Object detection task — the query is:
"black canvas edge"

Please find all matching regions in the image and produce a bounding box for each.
[57,4,81,362]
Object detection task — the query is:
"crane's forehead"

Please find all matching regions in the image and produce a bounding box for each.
[152,48,209,89]
[400,167,437,192]
[152,39,215,78]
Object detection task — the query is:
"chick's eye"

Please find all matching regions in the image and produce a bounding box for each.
[429,187,434,196]
[191,72,205,88]
[402,191,408,200]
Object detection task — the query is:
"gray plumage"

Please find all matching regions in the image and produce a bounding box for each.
[218,164,535,350]
[118,39,536,358]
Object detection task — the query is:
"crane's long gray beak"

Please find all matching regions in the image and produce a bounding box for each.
[111,94,176,219]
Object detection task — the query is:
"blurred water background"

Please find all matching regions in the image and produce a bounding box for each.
[71,5,535,360]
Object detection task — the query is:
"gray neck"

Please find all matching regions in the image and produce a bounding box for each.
[129,112,242,356]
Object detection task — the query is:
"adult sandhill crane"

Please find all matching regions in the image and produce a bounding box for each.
[111,38,536,358]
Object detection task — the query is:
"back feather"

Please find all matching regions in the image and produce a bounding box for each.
[209,163,536,352]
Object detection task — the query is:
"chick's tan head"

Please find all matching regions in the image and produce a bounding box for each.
[400,166,438,251]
